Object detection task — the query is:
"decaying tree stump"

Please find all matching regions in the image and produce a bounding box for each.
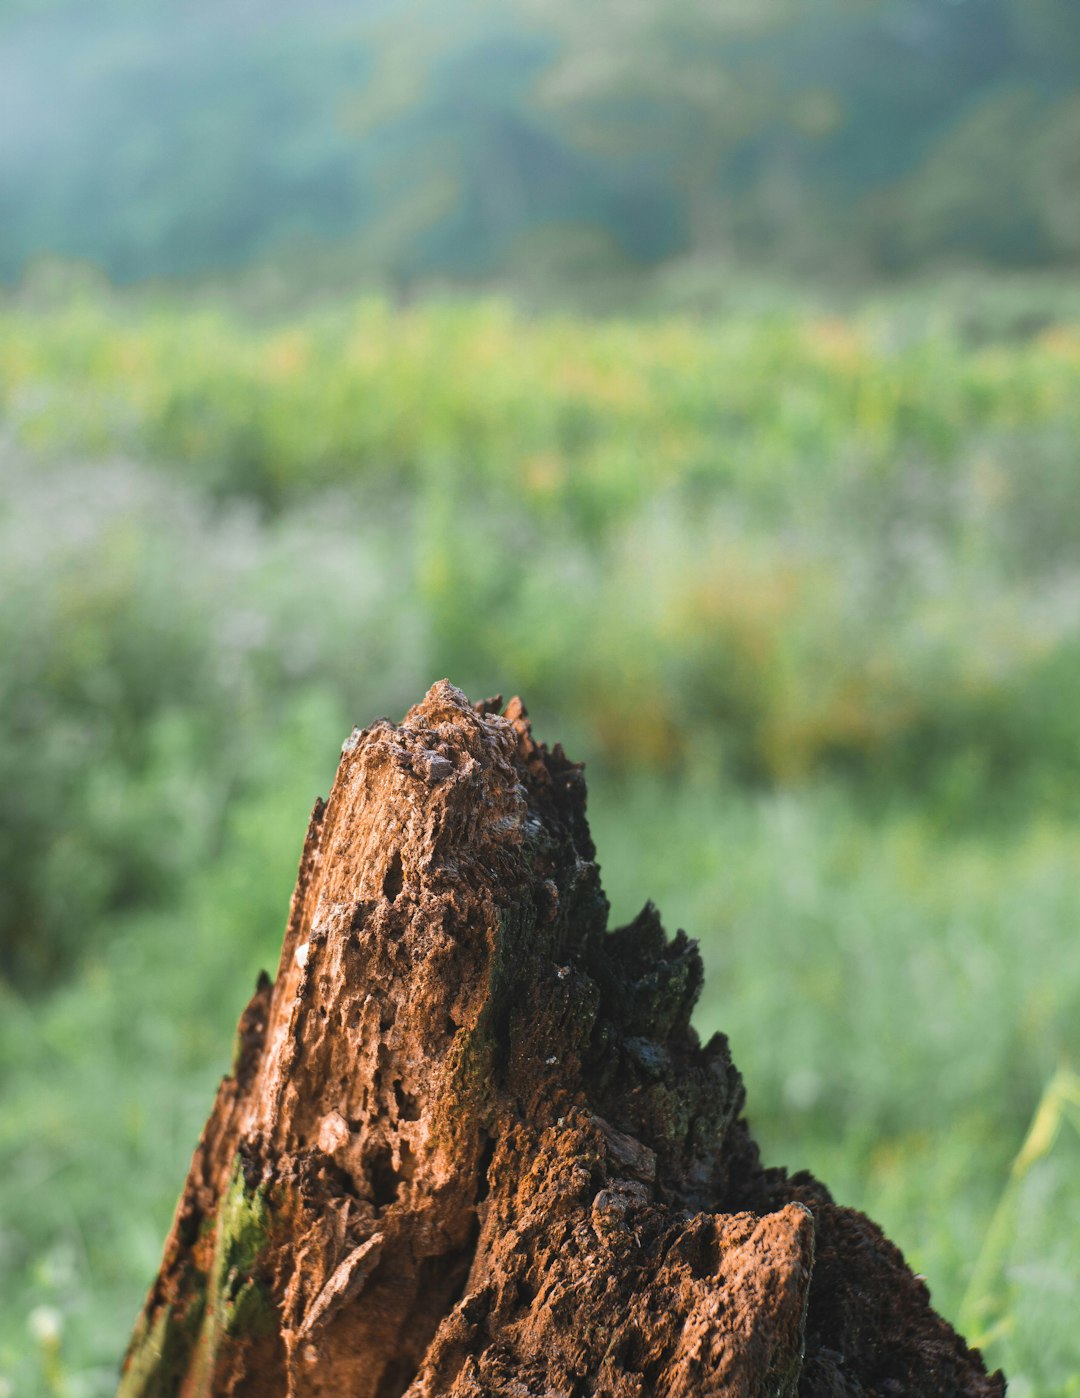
[120,682,1004,1397]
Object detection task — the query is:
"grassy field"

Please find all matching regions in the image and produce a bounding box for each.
[2,285,1079,1394]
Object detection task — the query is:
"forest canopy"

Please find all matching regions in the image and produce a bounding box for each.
[3,0,1080,288]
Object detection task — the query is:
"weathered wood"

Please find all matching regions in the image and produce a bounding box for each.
[121,681,1004,1397]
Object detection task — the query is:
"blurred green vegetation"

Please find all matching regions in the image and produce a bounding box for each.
[2,281,1079,1393]
[3,0,1080,290]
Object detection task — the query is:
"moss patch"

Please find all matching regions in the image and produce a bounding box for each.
[117,1272,206,1398]
[181,1155,275,1394]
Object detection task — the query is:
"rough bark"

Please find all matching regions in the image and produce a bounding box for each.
[120,681,1005,1398]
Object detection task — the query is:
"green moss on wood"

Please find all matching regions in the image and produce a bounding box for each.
[118,1275,206,1398]
[182,1155,276,1394]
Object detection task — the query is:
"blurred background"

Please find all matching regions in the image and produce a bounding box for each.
[2,0,1080,1392]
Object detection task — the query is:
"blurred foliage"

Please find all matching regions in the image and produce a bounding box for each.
[3,289,1080,927]
[0,453,425,985]
[1,279,1079,1391]
[2,0,1080,288]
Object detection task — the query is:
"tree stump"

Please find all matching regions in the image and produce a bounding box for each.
[120,682,1004,1397]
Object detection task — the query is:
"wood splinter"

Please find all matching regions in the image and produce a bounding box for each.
[121,681,1005,1397]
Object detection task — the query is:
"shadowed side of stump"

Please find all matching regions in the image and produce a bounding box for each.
[120,681,1004,1398]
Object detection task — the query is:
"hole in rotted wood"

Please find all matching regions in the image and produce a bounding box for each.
[690,1227,721,1281]
[368,1144,400,1211]
[350,899,375,933]
[382,850,404,903]
[372,1218,482,1398]
[393,1080,421,1122]
[475,1131,496,1202]
[319,1157,361,1201]
[610,1328,645,1371]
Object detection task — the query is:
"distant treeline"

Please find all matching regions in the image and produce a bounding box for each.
[2,0,1079,287]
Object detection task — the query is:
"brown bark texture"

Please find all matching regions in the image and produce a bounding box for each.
[120,682,1005,1398]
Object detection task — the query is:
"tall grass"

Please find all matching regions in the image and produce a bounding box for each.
[4,289,1080,797]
